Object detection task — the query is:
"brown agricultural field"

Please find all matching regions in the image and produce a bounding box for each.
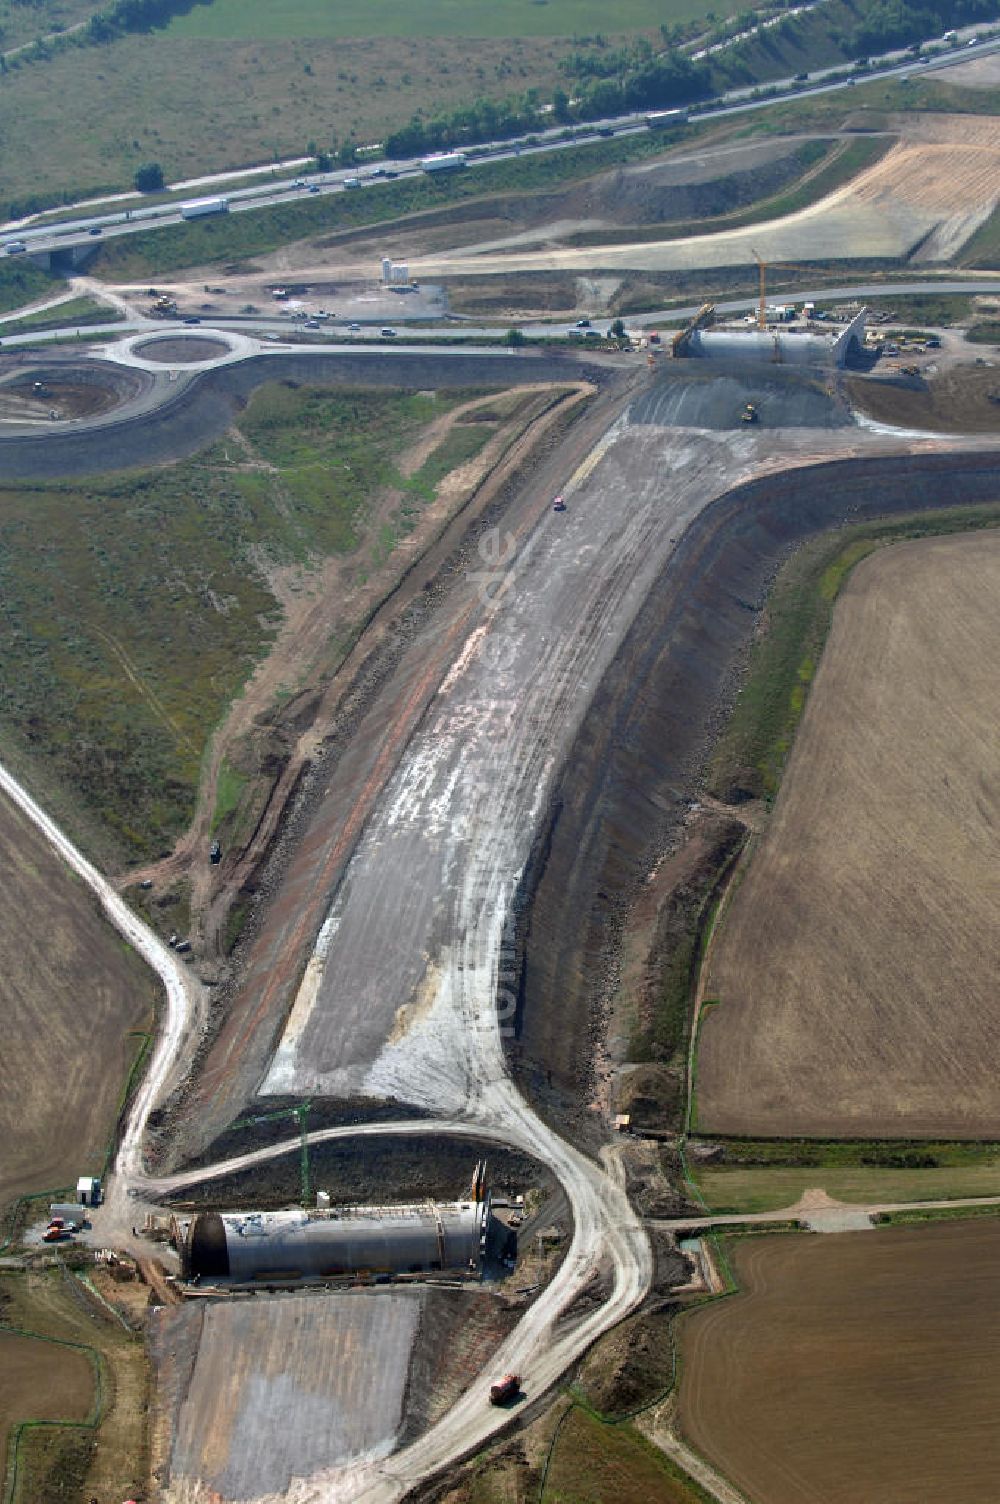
[0,1331,93,1496]
[678,1221,1000,1504]
[0,1267,149,1503]
[0,788,160,1223]
[697,529,1000,1139]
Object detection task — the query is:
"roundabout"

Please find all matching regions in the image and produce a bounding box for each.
[101,325,262,372]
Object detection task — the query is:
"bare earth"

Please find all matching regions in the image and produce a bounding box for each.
[698,529,1000,1138]
[0,789,161,1217]
[165,1291,423,1500]
[375,122,1000,279]
[678,1222,1000,1504]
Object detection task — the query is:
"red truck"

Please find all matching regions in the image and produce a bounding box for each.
[489,1374,521,1406]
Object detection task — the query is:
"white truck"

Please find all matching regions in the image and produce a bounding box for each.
[420,152,467,173]
[180,196,230,220]
[646,109,689,129]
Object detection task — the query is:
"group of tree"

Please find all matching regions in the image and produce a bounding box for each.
[88,0,208,43]
[385,50,709,159]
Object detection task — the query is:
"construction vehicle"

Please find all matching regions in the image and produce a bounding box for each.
[151,295,177,318]
[490,1374,521,1405]
[43,1218,69,1243]
[741,402,759,425]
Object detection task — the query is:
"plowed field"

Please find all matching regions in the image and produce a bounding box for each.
[698,529,1000,1138]
[0,789,160,1219]
[678,1221,1000,1504]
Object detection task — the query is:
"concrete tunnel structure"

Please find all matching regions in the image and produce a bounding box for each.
[181,1199,492,1283]
[680,308,868,367]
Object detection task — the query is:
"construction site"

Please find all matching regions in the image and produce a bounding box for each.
[1,30,999,1504]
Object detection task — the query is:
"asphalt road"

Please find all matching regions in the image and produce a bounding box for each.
[6,277,1000,357]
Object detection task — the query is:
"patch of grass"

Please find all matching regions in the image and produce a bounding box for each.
[695,1163,1000,1214]
[876,1202,1000,1226]
[708,502,1000,801]
[0,295,121,335]
[844,291,975,326]
[0,384,492,860]
[967,320,1000,343]
[0,261,59,317]
[211,758,247,834]
[409,422,495,500]
[956,203,1000,269]
[543,1404,715,1504]
[166,0,718,38]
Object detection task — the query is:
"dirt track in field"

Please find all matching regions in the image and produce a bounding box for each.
[678,1221,1000,1504]
[0,789,161,1218]
[698,529,1000,1139]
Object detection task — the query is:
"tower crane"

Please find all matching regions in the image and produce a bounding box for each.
[750,249,815,330]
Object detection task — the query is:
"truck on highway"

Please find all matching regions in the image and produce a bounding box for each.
[180,196,230,220]
[489,1374,521,1405]
[646,109,689,129]
[420,152,467,173]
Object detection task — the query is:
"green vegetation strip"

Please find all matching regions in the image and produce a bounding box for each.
[0,263,57,319]
[0,296,121,335]
[709,503,1000,802]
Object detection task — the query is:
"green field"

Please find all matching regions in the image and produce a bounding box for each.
[0,384,498,861]
[166,0,713,39]
[695,1164,1000,1214]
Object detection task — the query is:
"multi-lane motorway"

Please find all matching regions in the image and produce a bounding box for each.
[4,28,998,261]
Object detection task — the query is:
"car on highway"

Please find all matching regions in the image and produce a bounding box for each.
[304,318,320,329]
[552,495,566,512]
[183,316,201,325]
[348,322,361,332]
[308,183,320,193]
[380,326,397,337]
[88,225,102,236]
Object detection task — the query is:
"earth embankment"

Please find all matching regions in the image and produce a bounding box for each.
[512,447,1000,1136]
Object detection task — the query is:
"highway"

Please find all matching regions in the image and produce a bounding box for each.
[3,27,998,261]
